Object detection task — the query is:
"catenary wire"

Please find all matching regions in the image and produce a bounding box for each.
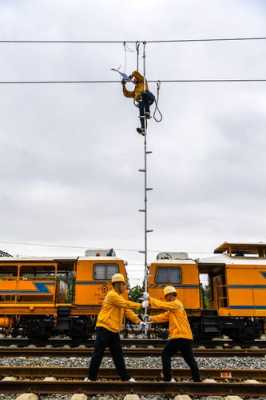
[1,36,266,44]
[0,240,211,254]
[0,79,266,84]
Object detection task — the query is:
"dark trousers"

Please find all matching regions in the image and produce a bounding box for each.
[88,327,130,381]
[162,338,201,382]
[138,91,155,129]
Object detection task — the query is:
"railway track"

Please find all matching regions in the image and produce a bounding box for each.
[0,346,264,357]
[0,336,265,348]
[0,366,265,380]
[0,380,265,396]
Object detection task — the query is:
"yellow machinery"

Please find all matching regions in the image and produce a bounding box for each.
[148,252,200,314]
[148,244,266,342]
[0,250,128,339]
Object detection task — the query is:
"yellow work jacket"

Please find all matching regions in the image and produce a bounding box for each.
[150,297,193,340]
[123,70,149,101]
[96,289,141,333]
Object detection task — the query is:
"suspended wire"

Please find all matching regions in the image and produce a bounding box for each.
[136,41,140,71]
[153,81,163,122]
[0,79,266,84]
[0,239,211,253]
[1,36,266,44]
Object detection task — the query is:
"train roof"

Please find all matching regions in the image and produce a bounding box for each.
[0,256,124,262]
[150,259,196,265]
[214,242,266,255]
[198,254,266,265]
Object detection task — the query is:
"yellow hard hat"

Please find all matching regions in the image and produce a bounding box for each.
[163,286,177,296]
[111,273,125,283]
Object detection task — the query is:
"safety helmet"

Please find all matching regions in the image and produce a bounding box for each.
[111,273,125,283]
[163,286,177,296]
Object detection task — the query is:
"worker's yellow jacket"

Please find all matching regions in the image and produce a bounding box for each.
[149,297,193,340]
[96,289,141,333]
[123,70,149,101]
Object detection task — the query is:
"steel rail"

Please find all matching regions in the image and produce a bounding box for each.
[0,337,265,348]
[0,366,265,380]
[0,381,266,396]
[0,347,264,357]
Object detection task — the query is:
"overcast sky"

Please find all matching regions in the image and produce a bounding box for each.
[0,0,266,286]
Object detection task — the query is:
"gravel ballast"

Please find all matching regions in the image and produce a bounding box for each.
[0,356,265,369]
[0,356,265,399]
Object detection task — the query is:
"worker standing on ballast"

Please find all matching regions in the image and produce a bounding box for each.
[122,70,155,135]
[144,286,201,383]
[86,273,143,382]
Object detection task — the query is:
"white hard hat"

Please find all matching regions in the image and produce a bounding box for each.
[111,273,125,283]
[163,286,177,296]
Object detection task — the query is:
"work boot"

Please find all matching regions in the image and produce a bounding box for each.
[136,128,145,136]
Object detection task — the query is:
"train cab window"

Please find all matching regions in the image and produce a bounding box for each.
[156,267,181,284]
[0,265,17,278]
[94,264,119,280]
[20,265,55,279]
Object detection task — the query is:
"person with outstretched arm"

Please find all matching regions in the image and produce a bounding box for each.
[122,70,155,135]
[86,273,142,382]
[144,286,201,383]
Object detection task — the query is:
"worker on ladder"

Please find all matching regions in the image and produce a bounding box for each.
[122,70,155,135]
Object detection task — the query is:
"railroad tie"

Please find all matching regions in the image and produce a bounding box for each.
[174,396,192,400]
[16,395,39,400]
[123,395,141,400]
[71,395,88,400]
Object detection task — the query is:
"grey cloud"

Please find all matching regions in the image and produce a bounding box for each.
[1,1,266,285]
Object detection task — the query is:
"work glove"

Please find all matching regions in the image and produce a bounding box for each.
[139,292,149,301]
[143,292,149,301]
[139,321,150,331]
[142,300,149,308]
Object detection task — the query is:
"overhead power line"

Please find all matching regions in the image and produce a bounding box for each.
[1,36,266,44]
[0,79,266,84]
[0,240,211,254]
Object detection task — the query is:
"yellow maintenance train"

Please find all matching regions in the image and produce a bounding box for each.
[0,249,128,339]
[148,242,266,342]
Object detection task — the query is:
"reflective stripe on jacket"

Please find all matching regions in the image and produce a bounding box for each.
[96,289,141,333]
[149,297,193,340]
[123,70,149,101]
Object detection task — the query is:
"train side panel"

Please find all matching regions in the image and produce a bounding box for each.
[74,258,128,306]
[0,262,58,317]
[148,260,200,311]
[219,265,266,317]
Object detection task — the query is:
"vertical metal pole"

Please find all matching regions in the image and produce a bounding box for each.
[138,42,153,335]
[143,42,149,334]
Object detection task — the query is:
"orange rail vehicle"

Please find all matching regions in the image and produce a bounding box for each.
[148,243,266,343]
[0,249,128,339]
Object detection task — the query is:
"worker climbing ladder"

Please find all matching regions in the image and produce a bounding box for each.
[113,41,162,333]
